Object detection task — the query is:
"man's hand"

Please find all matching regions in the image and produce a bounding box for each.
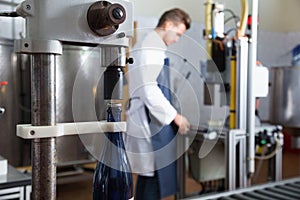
[174,114,190,134]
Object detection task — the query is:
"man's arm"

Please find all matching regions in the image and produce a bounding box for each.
[174,113,190,134]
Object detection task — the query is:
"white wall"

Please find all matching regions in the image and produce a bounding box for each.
[256,0,300,32]
[2,0,300,38]
[131,0,300,33]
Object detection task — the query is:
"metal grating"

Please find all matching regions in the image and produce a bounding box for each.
[186,177,300,200]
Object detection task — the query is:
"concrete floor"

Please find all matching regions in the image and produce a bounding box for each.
[56,150,300,200]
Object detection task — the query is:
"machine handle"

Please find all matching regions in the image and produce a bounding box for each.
[87,1,126,36]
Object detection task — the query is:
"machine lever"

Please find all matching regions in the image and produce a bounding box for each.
[87,1,126,36]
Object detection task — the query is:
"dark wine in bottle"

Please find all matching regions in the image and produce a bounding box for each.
[93,103,133,200]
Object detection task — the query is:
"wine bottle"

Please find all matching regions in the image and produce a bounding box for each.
[93,103,133,200]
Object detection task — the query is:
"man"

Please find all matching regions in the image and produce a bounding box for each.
[125,8,191,199]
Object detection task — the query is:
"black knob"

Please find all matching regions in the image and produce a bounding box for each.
[126,58,134,64]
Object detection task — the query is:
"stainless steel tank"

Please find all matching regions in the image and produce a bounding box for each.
[269,66,300,128]
[269,66,300,148]
[0,40,106,166]
[56,44,106,166]
[0,38,27,166]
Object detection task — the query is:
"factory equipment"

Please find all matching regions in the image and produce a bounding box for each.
[254,125,283,182]
[177,0,280,198]
[0,156,7,176]
[0,38,107,168]
[196,0,256,190]
[54,45,105,168]
[269,66,300,149]
[0,38,29,166]
[12,0,133,199]
[186,177,300,200]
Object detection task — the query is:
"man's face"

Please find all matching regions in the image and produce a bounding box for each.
[163,22,186,46]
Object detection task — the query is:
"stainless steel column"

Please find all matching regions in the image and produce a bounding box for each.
[247,0,258,178]
[225,129,247,190]
[226,130,236,190]
[31,54,56,200]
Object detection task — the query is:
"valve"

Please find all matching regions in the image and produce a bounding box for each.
[87,1,126,36]
[0,81,8,86]
[0,81,8,93]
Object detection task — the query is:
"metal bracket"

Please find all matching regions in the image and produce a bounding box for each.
[14,39,62,55]
[17,121,126,139]
[223,129,247,190]
[14,0,133,44]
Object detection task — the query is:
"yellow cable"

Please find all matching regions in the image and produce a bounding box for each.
[238,0,249,37]
[205,0,213,57]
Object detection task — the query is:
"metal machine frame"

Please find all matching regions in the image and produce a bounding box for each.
[14,0,133,199]
[177,129,247,198]
[177,0,283,198]
[177,127,283,199]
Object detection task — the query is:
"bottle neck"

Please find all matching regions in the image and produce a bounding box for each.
[105,103,124,147]
[107,104,121,122]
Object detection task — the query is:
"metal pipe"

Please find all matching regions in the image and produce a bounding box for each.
[226,130,236,190]
[236,38,248,130]
[101,46,126,67]
[238,0,249,37]
[31,54,57,200]
[246,0,258,178]
[205,0,213,56]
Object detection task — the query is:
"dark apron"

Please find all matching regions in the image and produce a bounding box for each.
[147,58,179,198]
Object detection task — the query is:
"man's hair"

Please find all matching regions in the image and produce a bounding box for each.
[156,8,191,30]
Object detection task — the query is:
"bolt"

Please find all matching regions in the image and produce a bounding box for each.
[0,107,5,115]
[116,32,125,38]
[112,8,123,20]
[30,130,35,135]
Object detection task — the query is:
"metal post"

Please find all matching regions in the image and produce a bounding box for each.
[268,133,283,182]
[31,54,57,200]
[236,38,248,130]
[275,133,283,181]
[226,130,236,190]
[238,135,247,188]
[247,0,258,177]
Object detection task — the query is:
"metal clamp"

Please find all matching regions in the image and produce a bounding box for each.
[14,39,62,55]
[17,120,126,139]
